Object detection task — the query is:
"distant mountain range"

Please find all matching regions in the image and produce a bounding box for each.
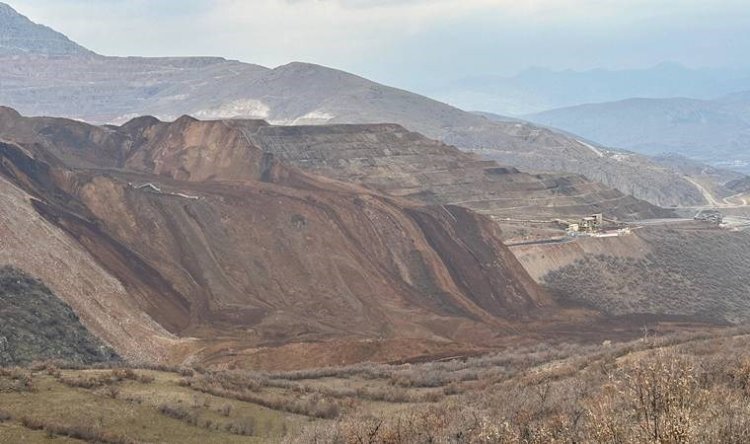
[528,91,750,175]
[0,2,741,207]
[431,63,750,116]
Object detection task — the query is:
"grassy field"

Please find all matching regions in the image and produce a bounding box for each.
[3,327,750,442]
[0,367,301,443]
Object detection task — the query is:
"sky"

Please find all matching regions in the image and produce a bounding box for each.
[9,0,750,91]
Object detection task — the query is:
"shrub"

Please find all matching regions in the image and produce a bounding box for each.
[19,416,137,444]
[218,403,233,417]
[104,385,120,399]
[0,367,35,392]
[225,417,256,436]
[157,403,199,426]
[183,374,342,419]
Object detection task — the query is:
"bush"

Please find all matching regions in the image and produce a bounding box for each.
[218,403,233,417]
[225,417,256,436]
[0,367,35,392]
[57,369,154,390]
[19,416,137,444]
[157,403,199,426]
[183,374,342,419]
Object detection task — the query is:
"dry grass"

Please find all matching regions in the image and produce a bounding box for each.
[20,415,139,444]
[5,328,750,442]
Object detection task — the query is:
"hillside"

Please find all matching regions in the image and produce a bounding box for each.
[512,224,750,325]
[0,2,717,208]
[528,92,750,175]
[0,108,568,368]
[0,266,117,366]
[0,2,91,56]
[1,328,748,443]
[238,121,670,224]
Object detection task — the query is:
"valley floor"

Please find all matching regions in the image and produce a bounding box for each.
[3,327,750,443]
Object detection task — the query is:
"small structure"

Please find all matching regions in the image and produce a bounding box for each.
[579,213,603,233]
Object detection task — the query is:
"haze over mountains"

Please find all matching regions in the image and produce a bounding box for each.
[431,61,750,178]
[432,63,750,116]
[0,1,738,209]
[528,91,750,175]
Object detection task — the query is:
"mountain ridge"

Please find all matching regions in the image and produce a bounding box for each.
[527,91,750,175]
[0,2,93,56]
[0,107,573,368]
[433,63,750,116]
[0,2,721,208]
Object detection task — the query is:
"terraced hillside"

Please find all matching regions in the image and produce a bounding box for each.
[0,107,568,369]
[238,122,670,222]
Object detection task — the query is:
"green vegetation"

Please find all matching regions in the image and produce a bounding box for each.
[0,266,118,366]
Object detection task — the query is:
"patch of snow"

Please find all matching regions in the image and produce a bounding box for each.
[295,110,336,123]
[270,110,336,126]
[193,99,270,119]
[162,94,189,102]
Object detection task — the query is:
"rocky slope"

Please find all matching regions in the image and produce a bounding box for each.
[0,2,712,208]
[0,266,117,366]
[237,122,670,222]
[0,2,91,56]
[0,108,561,368]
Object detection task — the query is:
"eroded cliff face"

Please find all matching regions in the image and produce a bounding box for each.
[0,109,554,368]
[0,160,185,363]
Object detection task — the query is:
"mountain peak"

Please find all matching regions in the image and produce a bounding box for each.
[0,2,94,56]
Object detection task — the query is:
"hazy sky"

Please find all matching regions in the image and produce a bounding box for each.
[9,0,750,90]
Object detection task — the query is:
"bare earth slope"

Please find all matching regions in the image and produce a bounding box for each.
[0,2,711,208]
[0,108,563,368]
[235,122,670,222]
